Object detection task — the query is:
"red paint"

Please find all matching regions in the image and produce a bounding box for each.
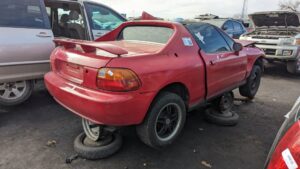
[45,21,264,126]
[267,121,300,169]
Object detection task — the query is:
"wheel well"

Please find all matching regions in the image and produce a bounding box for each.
[254,56,264,72]
[156,83,190,108]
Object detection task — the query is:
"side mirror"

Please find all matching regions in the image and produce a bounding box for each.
[233,43,243,52]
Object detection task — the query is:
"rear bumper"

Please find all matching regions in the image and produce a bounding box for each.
[44,72,155,126]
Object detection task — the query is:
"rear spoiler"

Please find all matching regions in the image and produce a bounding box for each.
[53,38,128,56]
[235,40,256,47]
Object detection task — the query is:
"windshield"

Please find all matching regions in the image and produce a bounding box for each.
[118,26,174,44]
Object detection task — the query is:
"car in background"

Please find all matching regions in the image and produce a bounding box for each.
[0,0,125,106]
[240,11,300,74]
[265,96,300,169]
[202,19,247,39]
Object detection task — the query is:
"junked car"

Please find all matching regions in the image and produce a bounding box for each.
[265,97,300,169]
[45,20,265,159]
[202,19,247,39]
[240,11,300,74]
[0,0,125,106]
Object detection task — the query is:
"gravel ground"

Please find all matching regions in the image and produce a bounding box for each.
[0,62,299,169]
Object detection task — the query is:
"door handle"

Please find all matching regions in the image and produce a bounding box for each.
[36,32,51,38]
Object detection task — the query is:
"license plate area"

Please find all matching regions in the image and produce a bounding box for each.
[56,60,84,84]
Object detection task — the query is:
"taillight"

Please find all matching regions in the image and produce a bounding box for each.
[97,68,141,92]
[267,121,300,169]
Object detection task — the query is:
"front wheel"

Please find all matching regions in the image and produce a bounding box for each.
[287,59,300,75]
[136,92,186,149]
[239,65,262,100]
[0,80,34,106]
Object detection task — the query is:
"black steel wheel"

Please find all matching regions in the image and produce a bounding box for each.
[239,65,262,99]
[136,92,186,148]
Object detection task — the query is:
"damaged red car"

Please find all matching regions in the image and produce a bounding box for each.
[45,20,264,158]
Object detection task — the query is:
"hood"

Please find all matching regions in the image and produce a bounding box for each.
[249,11,300,29]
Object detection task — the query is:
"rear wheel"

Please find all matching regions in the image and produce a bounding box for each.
[136,92,186,149]
[239,65,262,99]
[0,80,34,106]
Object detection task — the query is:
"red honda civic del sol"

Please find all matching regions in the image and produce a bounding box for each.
[45,20,264,150]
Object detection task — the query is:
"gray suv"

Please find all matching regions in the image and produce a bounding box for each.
[240,11,300,74]
[0,0,125,106]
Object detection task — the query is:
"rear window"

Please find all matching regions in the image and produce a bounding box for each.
[0,0,48,28]
[118,26,174,44]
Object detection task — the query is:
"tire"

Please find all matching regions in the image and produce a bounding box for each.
[266,59,274,64]
[287,60,300,75]
[239,65,262,99]
[136,92,186,149]
[0,80,34,106]
[205,109,239,126]
[74,132,122,160]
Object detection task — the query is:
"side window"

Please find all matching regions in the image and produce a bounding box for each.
[223,21,234,32]
[218,28,234,50]
[187,24,231,53]
[85,3,125,31]
[0,0,48,28]
[233,21,243,32]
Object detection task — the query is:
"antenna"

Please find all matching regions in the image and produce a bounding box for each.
[241,0,249,19]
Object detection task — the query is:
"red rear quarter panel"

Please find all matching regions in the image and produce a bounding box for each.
[106,22,206,106]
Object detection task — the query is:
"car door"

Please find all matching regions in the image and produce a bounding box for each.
[0,0,54,66]
[84,2,126,40]
[187,23,247,99]
[222,21,234,38]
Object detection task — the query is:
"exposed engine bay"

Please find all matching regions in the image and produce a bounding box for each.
[246,29,299,39]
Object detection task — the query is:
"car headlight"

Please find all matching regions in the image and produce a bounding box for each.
[293,34,300,45]
[294,38,300,45]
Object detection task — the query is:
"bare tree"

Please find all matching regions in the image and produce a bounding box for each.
[279,0,300,12]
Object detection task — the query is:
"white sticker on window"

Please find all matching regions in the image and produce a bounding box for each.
[282,148,298,169]
[182,37,193,46]
[195,32,205,44]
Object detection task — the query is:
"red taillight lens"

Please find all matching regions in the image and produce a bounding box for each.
[97,68,141,92]
[267,122,300,169]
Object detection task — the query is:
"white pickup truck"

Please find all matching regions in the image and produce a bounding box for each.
[240,11,300,74]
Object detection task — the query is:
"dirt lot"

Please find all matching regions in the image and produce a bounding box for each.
[0,62,300,169]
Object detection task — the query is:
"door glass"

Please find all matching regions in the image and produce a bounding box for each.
[0,0,47,28]
[186,23,231,53]
[218,29,235,50]
[45,2,85,39]
[85,3,125,37]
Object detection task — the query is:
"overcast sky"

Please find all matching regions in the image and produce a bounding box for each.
[95,0,281,19]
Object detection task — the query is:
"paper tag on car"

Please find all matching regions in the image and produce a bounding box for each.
[182,37,193,46]
[282,148,298,169]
